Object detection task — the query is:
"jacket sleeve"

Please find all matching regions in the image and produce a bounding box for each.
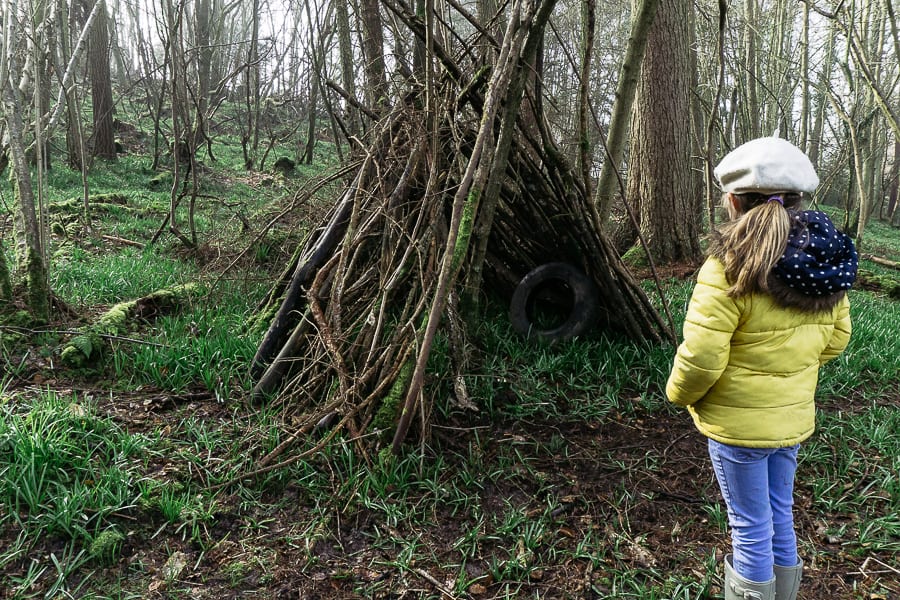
[820,294,852,365]
[666,259,741,407]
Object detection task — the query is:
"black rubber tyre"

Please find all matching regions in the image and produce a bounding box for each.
[509,262,600,343]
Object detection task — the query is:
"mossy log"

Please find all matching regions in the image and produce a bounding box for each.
[60,284,198,368]
[49,193,131,214]
[857,268,900,300]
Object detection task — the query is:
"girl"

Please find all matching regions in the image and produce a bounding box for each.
[666,137,857,600]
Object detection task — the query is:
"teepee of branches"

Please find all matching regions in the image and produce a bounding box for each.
[247,0,672,465]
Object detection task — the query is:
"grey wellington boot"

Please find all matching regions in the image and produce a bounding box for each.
[774,560,803,600]
[724,554,776,600]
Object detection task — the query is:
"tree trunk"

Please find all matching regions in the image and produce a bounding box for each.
[831,92,868,248]
[61,0,84,170]
[808,24,836,169]
[703,0,727,230]
[34,0,53,170]
[742,0,760,139]
[577,0,595,194]
[624,0,700,263]
[167,0,196,247]
[89,0,116,159]
[766,0,797,137]
[194,0,214,159]
[360,0,389,111]
[477,0,501,31]
[1,78,50,321]
[106,0,128,87]
[886,137,899,222]
[799,1,810,150]
[304,65,319,165]
[335,0,360,137]
[242,0,261,169]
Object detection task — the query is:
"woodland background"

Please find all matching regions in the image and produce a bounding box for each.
[1,0,899,598]
[3,0,899,315]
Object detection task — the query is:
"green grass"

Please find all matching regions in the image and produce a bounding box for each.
[0,393,147,570]
[2,282,897,595]
[465,309,677,424]
[818,289,900,396]
[52,247,196,306]
[110,281,266,395]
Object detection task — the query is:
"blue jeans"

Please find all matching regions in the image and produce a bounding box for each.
[708,439,800,582]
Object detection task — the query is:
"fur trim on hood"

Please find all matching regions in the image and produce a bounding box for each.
[765,273,848,312]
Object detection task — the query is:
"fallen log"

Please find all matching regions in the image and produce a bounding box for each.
[60,284,198,367]
[101,234,145,249]
[862,253,900,270]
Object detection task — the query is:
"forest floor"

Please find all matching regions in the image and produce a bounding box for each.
[3,378,898,599]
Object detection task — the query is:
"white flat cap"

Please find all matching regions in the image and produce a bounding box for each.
[714,137,819,194]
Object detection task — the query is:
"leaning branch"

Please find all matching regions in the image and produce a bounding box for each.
[45,0,106,137]
[593,0,661,222]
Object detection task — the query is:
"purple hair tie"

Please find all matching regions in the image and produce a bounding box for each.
[767,195,784,205]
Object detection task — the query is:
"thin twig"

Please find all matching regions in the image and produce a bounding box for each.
[0,326,169,348]
[411,567,459,599]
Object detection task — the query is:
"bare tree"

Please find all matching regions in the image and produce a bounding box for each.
[576,0,595,193]
[241,0,261,169]
[335,0,361,137]
[740,0,760,139]
[60,0,86,171]
[811,0,900,245]
[0,0,50,320]
[359,0,388,110]
[193,0,214,159]
[808,23,836,170]
[887,137,899,223]
[799,0,811,150]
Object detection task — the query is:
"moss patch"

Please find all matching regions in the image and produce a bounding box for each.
[371,359,414,442]
[450,190,478,274]
[622,245,650,269]
[60,283,198,368]
[857,269,900,300]
[89,529,125,565]
[149,171,173,190]
[25,248,49,323]
[0,243,11,303]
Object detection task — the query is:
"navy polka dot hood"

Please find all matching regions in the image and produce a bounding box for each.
[769,210,858,311]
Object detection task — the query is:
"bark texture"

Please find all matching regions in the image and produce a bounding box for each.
[88,0,116,159]
[625,0,701,263]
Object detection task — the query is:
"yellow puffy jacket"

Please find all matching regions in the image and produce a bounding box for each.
[666,257,851,448]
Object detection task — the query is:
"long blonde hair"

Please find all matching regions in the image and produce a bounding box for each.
[716,192,801,297]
